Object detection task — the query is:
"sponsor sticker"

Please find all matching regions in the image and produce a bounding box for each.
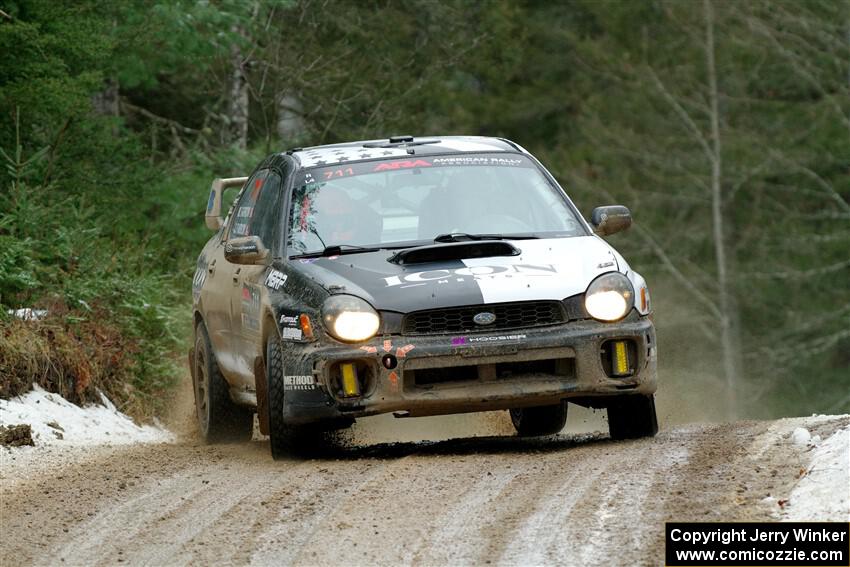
[452,334,526,346]
[241,284,260,314]
[192,265,206,291]
[241,313,260,332]
[282,327,302,340]
[382,264,558,288]
[283,375,316,391]
[373,159,432,172]
[265,269,287,290]
[395,344,415,358]
[431,156,522,167]
[373,340,414,357]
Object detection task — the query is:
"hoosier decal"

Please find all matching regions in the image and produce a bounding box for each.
[452,334,526,346]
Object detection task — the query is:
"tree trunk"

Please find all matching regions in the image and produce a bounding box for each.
[227,25,249,149]
[92,78,119,117]
[704,0,741,419]
[276,94,305,143]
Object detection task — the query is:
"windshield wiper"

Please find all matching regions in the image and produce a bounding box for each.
[289,243,409,259]
[433,232,540,243]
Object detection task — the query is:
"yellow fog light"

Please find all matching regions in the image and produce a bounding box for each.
[612,341,629,376]
[341,362,361,397]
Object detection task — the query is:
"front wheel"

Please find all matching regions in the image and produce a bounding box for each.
[266,336,326,459]
[509,402,568,436]
[607,394,659,440]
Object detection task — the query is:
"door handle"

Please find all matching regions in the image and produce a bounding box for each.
[232,267,241,285]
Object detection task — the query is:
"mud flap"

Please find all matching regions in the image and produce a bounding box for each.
[254,356,269,435]
[188,348,195,383]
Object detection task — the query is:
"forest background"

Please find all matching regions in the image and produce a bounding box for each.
[1,0,847,420]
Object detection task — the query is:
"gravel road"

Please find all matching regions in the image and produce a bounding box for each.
[3,412,847,567]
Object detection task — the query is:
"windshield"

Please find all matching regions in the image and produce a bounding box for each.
[287,153,586,256]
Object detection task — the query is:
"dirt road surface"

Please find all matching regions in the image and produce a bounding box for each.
[2,412,847,567]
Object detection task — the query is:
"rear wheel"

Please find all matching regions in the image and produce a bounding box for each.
[607,394,658,440]
[193,323,253,443]
[510,402,568,436]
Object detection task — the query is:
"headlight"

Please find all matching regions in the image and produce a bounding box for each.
[584,272,634,322]
[322,295,380,342]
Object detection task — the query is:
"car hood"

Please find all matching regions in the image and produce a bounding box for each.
[289,236,619,313]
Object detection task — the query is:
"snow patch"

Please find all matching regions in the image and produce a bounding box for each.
[790,427,811,446]
[6,308,48,321]
[784,424,850,521]
[0,385,174,447]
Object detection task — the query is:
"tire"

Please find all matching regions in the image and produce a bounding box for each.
[607,394,659,440]
[266,335,299,459]
[510,402,568,436]
[193,323,253,443]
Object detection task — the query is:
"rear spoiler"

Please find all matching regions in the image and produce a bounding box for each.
[205,177,248,231]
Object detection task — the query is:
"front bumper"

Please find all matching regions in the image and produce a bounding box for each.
[282,313,657,424]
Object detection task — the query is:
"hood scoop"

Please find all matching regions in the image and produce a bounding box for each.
[389,241,521,265]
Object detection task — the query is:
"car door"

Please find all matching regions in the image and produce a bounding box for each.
[204,169,268,382]
[229,168,283,386]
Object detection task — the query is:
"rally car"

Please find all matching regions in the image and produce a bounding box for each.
[190,135,658,459]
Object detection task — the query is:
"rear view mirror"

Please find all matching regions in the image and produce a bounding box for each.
[224,236,269,265]
[206,176,249,231]
[590,205,632,236]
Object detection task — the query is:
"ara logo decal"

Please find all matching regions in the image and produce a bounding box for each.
[373,159,432,172]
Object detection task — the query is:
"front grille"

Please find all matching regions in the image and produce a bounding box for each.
[402,300,567,335]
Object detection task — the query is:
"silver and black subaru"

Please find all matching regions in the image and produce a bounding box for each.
[191,135,658,459]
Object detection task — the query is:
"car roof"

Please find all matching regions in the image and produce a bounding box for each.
[285,135,526,169]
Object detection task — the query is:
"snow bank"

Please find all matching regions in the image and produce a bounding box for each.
[0,385,173,447]
[784,423,850,521]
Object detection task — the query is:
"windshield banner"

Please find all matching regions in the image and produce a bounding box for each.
[296,153,534,186]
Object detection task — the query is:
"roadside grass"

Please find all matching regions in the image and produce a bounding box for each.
[0,118,264,419]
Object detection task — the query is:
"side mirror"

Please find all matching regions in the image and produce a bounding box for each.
[590,205,632,236]
[206,176,249,231]
[225,236,269,265]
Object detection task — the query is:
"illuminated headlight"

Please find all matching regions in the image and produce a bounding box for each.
[584,272,634,322]
[322,295,380,342]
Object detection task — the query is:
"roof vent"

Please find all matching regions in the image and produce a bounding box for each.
[362,137,439,149]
